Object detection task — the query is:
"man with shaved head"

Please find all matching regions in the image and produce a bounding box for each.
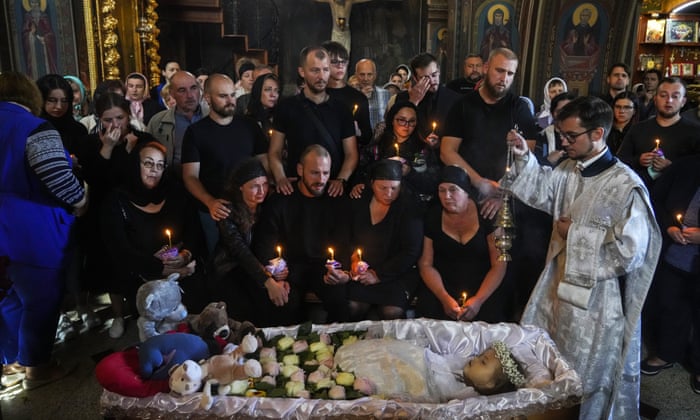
[182,74,267,255]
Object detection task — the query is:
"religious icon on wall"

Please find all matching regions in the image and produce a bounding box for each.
[666,20,697,43]
[644,19,665,43]
[681,63,694,77]
[8,0,79,79]
[476,1,519,61]
[553,2,608,96]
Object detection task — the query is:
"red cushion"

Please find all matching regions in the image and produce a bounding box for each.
[95,347,170,398]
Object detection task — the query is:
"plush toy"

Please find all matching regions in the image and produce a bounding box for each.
[136,273,188,342]
[187,301,257,346]
[138,332,210,380]
[168,333,262,410]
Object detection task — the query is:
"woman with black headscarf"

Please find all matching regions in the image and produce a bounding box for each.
[337,159,423,321]
[209,158,291,326]
[416,165,508,322]
[100,142,197,338]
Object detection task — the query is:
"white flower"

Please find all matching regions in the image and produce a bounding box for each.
[281,364,301,378]
[328,385,346,400]
[277,336,295,351]
[335,372,355,386]
[228,379,250,395]
[282,354,300,366]
[285,380,305,397]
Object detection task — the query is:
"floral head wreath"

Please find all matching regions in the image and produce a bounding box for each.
[492,341,526,387]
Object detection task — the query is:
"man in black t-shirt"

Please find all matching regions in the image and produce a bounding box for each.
[269,46,358,197]
[254,145,349,325]
[182,74,266,254]
[446,54,484,95]
[441,47,546,320]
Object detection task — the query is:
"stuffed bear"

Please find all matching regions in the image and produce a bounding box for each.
[136,273,188,342]
[187,301,257,346]
[138,332,210,380]
[168,333,262,410]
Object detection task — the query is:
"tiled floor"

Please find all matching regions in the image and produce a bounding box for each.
[1,304,699,419]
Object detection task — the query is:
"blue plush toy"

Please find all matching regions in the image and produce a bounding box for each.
[138,333,210,380]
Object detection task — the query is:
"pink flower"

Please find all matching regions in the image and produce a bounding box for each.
[290,369,305,383]
[259,347,277,362]
[260,375,276,386]
[353,377,376,395]
[319,333,332,345]
[328,385,346,400]
[263,361,280,376]
[292,340,309,354]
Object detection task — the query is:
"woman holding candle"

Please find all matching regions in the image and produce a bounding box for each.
[642,154,700,392]
[100,142,198,338]
[416,165,508,322]
[354,102,441,209]
[210,158,291,327]
[245,73,280,143]
[338,159,423,320]
[75,92,156,338]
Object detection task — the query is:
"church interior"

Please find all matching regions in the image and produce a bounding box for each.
[2,0,700,419]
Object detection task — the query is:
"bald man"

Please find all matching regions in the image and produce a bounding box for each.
[182,74,267,254]
[355,58,390,129]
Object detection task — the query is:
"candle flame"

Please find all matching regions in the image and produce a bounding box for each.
[165,229,172,248]
[353,104,358,116]
[165,229,171,237]
[655,139,660,151]
[677,214,684,226]
[432,121,437,131]
[357,248,362,261]
[460,291,468,307]
[276,245,282,259]
[394,143,400,156]
[328,247,335,261]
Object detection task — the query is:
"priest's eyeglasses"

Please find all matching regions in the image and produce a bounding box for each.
[558,128,596,144]
[141,159,167,171]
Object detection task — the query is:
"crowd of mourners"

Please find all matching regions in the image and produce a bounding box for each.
[1,40,699,417]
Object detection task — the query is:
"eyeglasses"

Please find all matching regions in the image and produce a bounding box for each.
[394,118,417,127]
[330,59,348,66]
[614,105,634,111]
[141,160,167,171]
[557,128,596,144]
[46,98,71,104]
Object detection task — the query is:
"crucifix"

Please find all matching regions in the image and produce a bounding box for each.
[315,0,373,53]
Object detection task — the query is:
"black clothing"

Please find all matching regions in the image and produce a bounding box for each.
[274,93,355,178]
[415,204,506,322]
[327,85,372,146]
[444,90,539,181]
[395,86,460,140]
[253,189,348,323]
[100,184,197,297]
[608,122,634,156]
[617,117,700,187]
[446,77,479,95]
[181,116,267,211]
[141,98,165,125]
[339,192,422,308]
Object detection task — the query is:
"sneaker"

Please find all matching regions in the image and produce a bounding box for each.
[55,313,78,342]
[108,317,124,338]
[640,358,673,376]
[80,310,102,330]
[692,375,700,395]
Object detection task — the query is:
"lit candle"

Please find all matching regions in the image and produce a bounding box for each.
[459,291,468,308]
[328,247,335,261]
[165,229,172,248]
[276,245,282,259]
[268,129,273,138]
[352,104,358,116]
[394,142,400,157]
[432,121,437,132]
[357,248,362,262]
[677,213,685,227]
[655,138,660,151]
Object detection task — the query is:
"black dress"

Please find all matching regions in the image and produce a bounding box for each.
[342,192,423,308]
[415,204,506,322]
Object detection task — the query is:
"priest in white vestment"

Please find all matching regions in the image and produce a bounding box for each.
[504,96,662,419]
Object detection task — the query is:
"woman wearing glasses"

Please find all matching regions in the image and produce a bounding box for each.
[100,142,197,338]
[75,92,156,338]
[353,102,441,209]
[608,91,639,155]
